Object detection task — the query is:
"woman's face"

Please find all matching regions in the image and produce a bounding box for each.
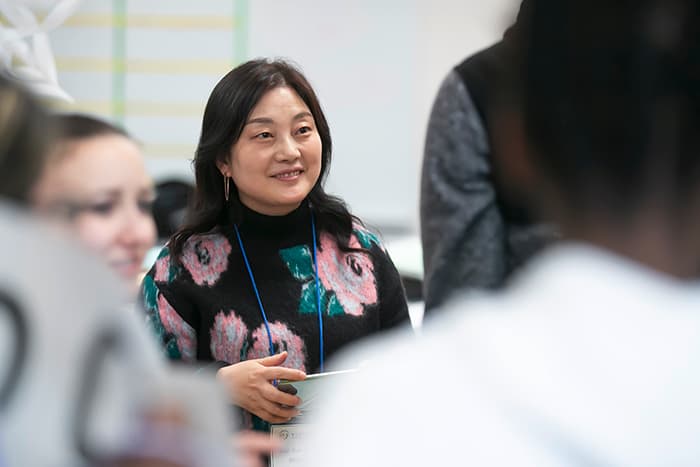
[32,134,157,283]
[218,86,323,216]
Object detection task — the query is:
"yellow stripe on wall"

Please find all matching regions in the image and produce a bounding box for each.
[51,100,205,117]
[50,100,112,114]
[63,14,237,29]
[143,143,197,158]
[56,57,231,74]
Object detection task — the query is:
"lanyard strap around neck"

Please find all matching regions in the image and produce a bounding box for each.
[233,209,325,372]
[310,212,324,372]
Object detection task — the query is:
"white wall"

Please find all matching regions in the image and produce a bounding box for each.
[48,0,517,233]
[247,0,516,232]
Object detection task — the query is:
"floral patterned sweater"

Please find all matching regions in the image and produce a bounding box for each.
[141,203,409,426]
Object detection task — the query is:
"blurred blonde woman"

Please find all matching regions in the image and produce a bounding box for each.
[0,82,189,466]
[30,112,276,467]
[32,114,157,294]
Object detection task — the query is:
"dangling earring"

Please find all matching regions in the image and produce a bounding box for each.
[224,176,230,202]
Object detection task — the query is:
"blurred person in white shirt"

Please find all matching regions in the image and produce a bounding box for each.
[301,1,700,466]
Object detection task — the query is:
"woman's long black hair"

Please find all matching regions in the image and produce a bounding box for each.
[170,58,360,260]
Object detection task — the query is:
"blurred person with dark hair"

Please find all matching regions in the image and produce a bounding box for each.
[152,179,194,241]
[302,1,700,465]
[420,0,558,314]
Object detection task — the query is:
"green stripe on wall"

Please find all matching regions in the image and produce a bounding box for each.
[233,0,249,66]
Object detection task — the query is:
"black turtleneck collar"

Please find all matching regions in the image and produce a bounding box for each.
[235,200,311,238]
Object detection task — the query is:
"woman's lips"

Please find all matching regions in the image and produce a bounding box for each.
[272,169,303,180]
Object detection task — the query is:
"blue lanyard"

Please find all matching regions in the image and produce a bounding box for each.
[233,210,325,372]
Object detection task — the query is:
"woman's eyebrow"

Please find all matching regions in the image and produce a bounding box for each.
[246,111,313,126]
[292,111,313,120]
[246,117,274,125]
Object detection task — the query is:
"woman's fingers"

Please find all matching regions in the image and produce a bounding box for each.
[260,397,300,420]
[262,366,306,382]
[257,351,288,367]
[244,385,300,422]
[264,385,302,407]
[217,358,308,422]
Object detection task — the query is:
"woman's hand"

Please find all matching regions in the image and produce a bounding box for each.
[217,351,306,423]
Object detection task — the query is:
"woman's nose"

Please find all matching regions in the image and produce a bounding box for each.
[274,135,301,161]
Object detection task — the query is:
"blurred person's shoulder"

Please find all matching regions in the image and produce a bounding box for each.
[322,238,700,404]
[306,243,700,466]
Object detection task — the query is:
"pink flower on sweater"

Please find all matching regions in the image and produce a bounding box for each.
[157,294,196,362]
[181,234,232,286]
[316,233,378,316]
[210,310,249,364]
[246,321,306,372]
[153,252,171,282]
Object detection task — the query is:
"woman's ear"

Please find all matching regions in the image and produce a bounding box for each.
[215,159,229,178]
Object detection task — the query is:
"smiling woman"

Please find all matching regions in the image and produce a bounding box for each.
[218,87,323,216]
[141,58,410,433]
[31,114,157,292]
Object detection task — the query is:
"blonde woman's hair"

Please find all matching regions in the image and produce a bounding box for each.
[0,74,53,204]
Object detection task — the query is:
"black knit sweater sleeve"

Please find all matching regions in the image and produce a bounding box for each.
[141,243,200,362]
[352,225,410,331]
[375,244,410,330]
